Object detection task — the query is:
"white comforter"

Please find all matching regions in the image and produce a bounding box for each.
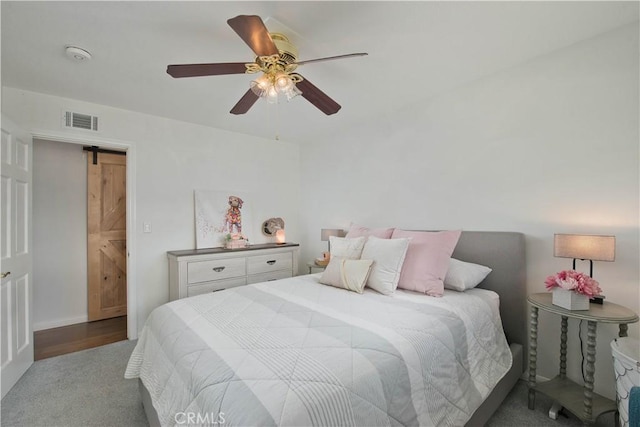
[125,274,512,426]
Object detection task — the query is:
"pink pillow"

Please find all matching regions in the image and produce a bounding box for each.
[345,223,394,239]
[392,229,462,296]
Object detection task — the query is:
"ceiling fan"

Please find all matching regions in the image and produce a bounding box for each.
[166,15,367,115]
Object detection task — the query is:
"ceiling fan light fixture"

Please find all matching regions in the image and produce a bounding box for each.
[266,86,279,104]
[250,75,270,97]
[275,72,291,89]
[251,71,301,104]
[283,84,302,102]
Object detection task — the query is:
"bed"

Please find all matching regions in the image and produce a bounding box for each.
[126,231,526,426]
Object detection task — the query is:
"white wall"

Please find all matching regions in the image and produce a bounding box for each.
[2,88,301,338]
[32,139,88,330]
[299,23,639,399]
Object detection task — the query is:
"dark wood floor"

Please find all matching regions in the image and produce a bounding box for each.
[34,316,127,361]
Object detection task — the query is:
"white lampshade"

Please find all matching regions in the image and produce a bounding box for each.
[321,229,344,241]
[554,234,615,262]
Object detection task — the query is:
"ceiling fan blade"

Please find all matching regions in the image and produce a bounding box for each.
[167,63,248,78]
[227,15,279,57]
[296,77,341,115]
[296,53,368,66]
[230,89,260,115]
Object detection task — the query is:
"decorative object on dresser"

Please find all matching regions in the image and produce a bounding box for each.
[261,217,283,235]
[224,232,248,249]
[527,293,639,424]
[194,190,253,249]
[167,243,299,300]
[262,217,286,244]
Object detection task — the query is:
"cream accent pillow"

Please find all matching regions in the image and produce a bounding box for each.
[319,257,375,294]
[329,236,366,259]
[361,236,410,295]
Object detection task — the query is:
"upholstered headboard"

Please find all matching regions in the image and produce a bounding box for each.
[451,231,527,347]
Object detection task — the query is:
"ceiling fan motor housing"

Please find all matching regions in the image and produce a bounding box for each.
[270,33,298,64]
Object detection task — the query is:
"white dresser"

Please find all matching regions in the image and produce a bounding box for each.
[168,243,300,300]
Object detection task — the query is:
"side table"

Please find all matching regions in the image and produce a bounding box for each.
[307,261,327,274]
[527,292,639,424]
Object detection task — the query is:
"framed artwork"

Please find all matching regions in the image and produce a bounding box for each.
[194,190,253,249]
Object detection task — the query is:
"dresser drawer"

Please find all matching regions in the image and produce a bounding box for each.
[247,270,293,285]
[187,258,246,284]
[168,244,299,301]
[187,277,247,297]
[247,252,293,275]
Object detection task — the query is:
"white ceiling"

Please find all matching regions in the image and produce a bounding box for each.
[2,1,638,143]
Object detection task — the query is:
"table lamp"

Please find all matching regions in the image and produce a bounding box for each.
[321,228,344,252]
[553,234,615,278]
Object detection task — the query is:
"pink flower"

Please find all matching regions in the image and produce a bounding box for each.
[545,270,602,297]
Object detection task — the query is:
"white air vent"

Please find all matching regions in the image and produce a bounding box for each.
[63,111,99,131]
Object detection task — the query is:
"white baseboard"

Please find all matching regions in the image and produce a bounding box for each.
[34,315,88,331]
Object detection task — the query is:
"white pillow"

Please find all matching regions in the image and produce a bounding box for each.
[361,236,410,295]
[329,236,366,259]
[444,258,492,291]
[319,257,375,294]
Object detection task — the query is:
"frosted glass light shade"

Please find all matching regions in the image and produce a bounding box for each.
[554,234,615,262]
[250,76,270,97]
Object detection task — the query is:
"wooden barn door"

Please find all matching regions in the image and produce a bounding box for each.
[87,150,127,321]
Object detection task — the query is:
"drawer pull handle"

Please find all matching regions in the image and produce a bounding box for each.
[266,260,277,265]
[212,267,226,272]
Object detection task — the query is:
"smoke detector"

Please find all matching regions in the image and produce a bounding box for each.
[65,46,92,61]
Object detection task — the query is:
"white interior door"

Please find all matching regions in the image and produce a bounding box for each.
[1,115,33,398]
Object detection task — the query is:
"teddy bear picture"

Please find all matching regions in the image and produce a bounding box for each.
[225,195,244,234]
[194,190,253,249]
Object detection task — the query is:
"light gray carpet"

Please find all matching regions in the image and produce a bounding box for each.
[1,340,618,427]
[487,380,616,427]
[1,340,146,427]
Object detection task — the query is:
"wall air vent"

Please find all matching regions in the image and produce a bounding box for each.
[63,111,99,131]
